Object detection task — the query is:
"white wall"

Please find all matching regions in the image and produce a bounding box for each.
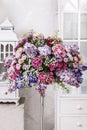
[0,0,58,130]
[1,0,57,38]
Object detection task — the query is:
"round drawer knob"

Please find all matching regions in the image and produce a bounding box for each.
[5,92,8,95]
[77,122,82,127]
[76,105,82,110]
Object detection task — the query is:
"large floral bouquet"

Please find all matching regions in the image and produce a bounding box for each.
[4,32,87,96]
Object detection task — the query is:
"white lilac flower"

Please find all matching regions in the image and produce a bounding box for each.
[38,45,51,56]
[24,42,37,58]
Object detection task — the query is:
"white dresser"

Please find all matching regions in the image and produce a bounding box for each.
[55,86,87,130]
[0,80,19,105]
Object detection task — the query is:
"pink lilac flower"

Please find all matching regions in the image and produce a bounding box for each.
[9,73,17,80]
[11,59,17,65]
[52,44,66,57]
[74,56,79,62]
[7,68,17,80]
[38,45,51,56]
[9,81,18,92]
[32,57,43,69]
[16,64,21,70]
[73,62,79,68]
[67,53,73,61]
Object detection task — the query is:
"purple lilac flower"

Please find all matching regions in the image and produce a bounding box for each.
[4,55,14,68]
[17,83,23,89]
[64,44,79,55]
[26,76,37,87]
[35,84,47,97]
[28,75,37,83]
[75,69,83,77]
[24,42,38,58]
[56,69,82,87]
[76,76,83,84]
[16,76,24,89]
[9,81,17,92]
[38,45,51,56]
[69,44,79,55]
[82,66,87,71]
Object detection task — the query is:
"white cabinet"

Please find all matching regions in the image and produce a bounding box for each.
[55,87,87,130]
[0,18,20,105]
[55,1,87,129]
[61,116,87,130]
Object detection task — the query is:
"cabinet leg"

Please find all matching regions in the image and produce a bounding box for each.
[16,101,19,106]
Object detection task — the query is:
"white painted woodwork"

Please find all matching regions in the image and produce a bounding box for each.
[55,1,87,130]
[0,19,20,105]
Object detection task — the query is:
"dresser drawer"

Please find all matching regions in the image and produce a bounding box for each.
[60,99,87,114]
[0,86,16,98]
[60,117,87,130]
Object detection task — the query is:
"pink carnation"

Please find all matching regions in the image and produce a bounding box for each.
[52,44,66,57]
[48,64,55,71]
[32,57,43,69]
[56,62,67,71]
[38,71,54,84]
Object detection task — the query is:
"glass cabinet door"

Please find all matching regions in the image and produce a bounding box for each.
[60,0,87,95]
[63,13,78,40]
[80,42,87,94]
[81,14,87,40]
[0,43,14,81]
[80,13,87,94]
